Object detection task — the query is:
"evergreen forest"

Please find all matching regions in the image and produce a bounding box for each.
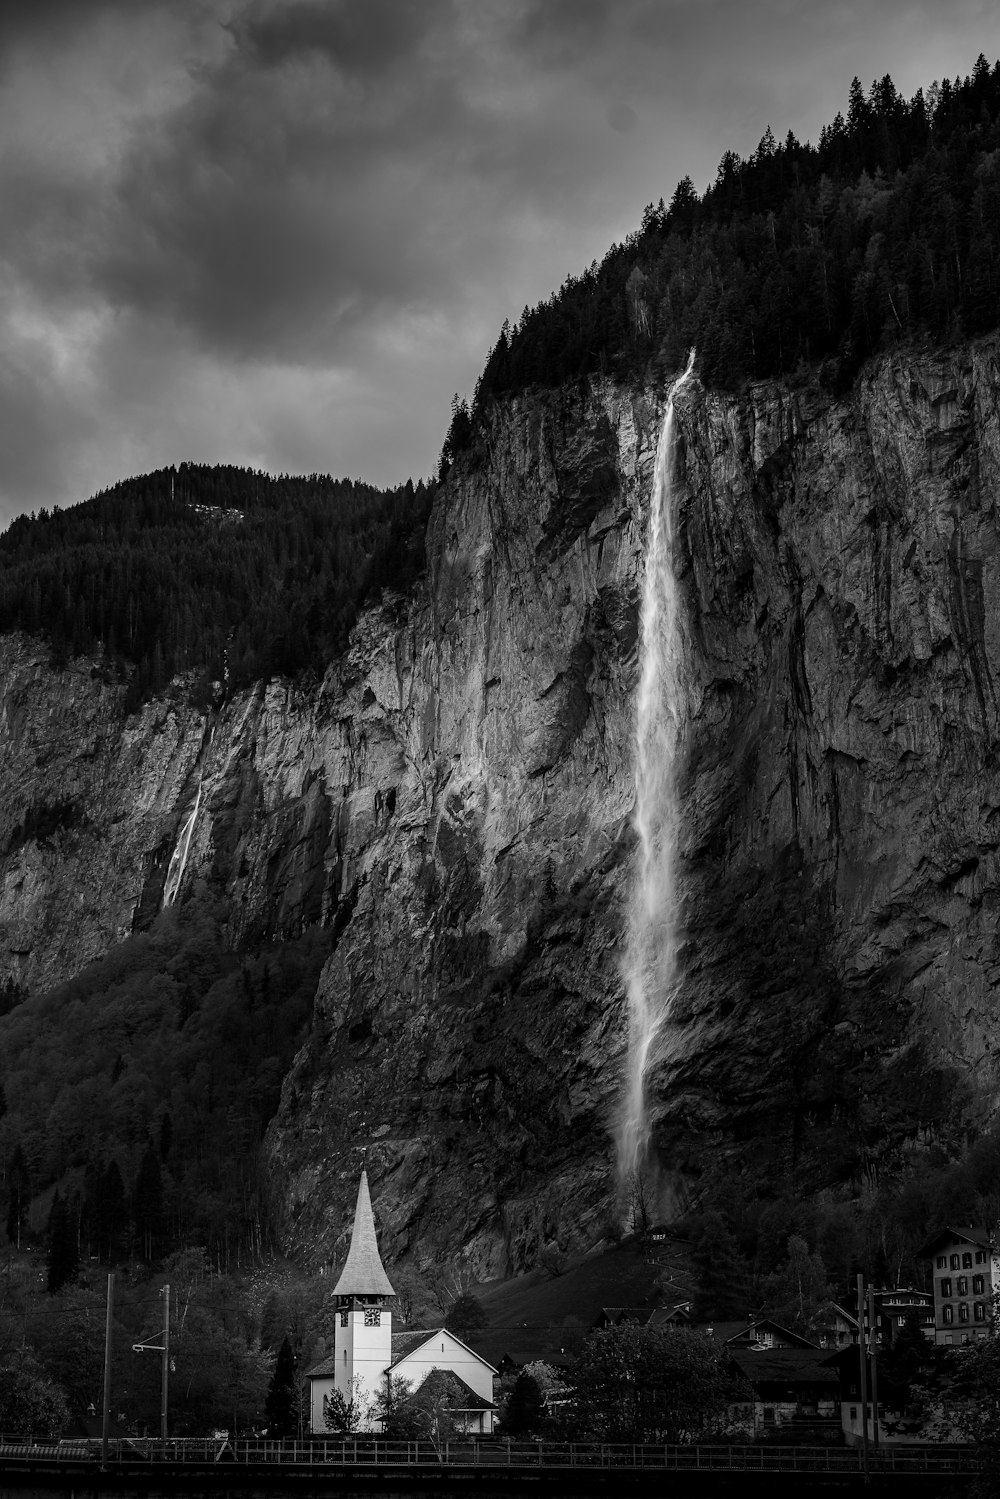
[0,466,433,710]
[442,55,1000,468]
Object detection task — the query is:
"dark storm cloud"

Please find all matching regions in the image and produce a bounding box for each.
[235,0,451,72]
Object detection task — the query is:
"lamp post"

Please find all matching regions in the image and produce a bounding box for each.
[132,1285,170,1440]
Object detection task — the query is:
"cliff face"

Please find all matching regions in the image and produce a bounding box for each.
[3,339,1000,1274]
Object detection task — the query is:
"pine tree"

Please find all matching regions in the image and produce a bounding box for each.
[133,1144,164,1262]
[264,1335,298,1437]
[5,1145,30,1249]
[503,1371,545,1437]
[46,1196,79,1292]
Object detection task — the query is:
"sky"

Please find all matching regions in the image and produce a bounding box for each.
[0,0,997,526]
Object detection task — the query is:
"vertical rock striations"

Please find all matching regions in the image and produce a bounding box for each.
[3,341,1000,1269]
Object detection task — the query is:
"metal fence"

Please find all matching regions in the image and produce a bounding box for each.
[0,1437,981,1475]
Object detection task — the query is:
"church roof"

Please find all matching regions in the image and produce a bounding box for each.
[389,1327,498,1375]
[332,1169,395,1298]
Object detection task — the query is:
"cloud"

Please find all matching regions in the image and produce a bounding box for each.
[0,0,996,519]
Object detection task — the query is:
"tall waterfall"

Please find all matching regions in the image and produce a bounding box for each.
[617,351,696,1188]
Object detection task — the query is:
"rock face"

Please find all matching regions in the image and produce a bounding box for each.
[3,339,1000,1273]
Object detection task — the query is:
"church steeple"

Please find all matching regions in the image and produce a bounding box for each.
[333,1168,394,1298]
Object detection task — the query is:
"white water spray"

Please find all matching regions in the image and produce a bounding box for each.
[617,350,696,1187]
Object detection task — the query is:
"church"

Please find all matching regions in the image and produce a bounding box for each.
[305,1169,498,1435]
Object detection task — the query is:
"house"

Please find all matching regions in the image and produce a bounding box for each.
[916,1226,999,1346]
[694,1317,817,1351]
[727,1347,840,1438]
[305,1169,497,1435]
[814,1290,934,1350]
[874,1289,935,1343]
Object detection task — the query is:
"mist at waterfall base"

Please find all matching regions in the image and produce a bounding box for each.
[616,353,696,1212]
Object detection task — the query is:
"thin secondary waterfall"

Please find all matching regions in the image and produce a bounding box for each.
[162,778,203,907]
[617,350,696,1189]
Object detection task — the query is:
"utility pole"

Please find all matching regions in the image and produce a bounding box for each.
[160,1284,170,1441]
[857,1273,869,1476]
[868,1285,881,1452]
[101,1272,114,1469]
[132,1284,170,1442]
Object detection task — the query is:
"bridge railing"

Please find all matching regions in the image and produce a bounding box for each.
[0,1437,981,1475]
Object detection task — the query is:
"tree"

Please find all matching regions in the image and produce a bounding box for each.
[571,1324,735,1443]
[46,1195,79,1293]
[760,1234,834,1337]
[879,1310,943,1416]
[371,1373,422,1439]
[5,1144,30,1248]
[502,1370,546,1437]
[404,1370,462,1454]
[264,1335,297,1437]
[133,1143,164,1261]
[691,1210,753,1321]
[323,1378,367,1434]
[444,1293,487,1342]
[0,1350,70,1437]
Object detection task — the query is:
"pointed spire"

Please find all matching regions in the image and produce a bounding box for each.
[332,1169,395,1297]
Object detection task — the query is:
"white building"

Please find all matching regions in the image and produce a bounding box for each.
[917,1225,999,1346]
[306,1170,497,1435]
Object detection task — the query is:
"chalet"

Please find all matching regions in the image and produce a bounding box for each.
[728,1347,839,1438]
[696,1317,816,1351]
[916,1226,1000,1346]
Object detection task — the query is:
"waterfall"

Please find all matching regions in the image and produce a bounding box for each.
[617,350,696,1189]
[162,778,203,907]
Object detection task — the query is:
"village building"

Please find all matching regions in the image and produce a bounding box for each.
[916,1226,1000,1346]
[728,1346,840,1439]
[305,1169,497,1435]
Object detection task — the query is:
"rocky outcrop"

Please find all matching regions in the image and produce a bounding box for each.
[4,339,1000,1274]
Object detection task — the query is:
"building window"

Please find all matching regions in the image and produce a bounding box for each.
[951,1254,961,1270]
[763,1408,775,1424]
[945,1335,954,1345]
[958,1277,969,1296]
[973,1276,985,1295]
[340,1310,348,1327]
[976,1251,987,1264]
[364,1309,381,1327]
[943,1305,954,1325]
[959,1303,970,1323]
[975,1303,986,1322]
[963,1253,973,1269]
[849,1407,857,1421]
[936,1256,947,1270]
[343,1349,347,1364]
[941,1278,952,1297]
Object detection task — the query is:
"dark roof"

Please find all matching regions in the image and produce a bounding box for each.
[726,1319,819,1350]
[409,1369,496,1412]
[729,1347,840,1388]
[690,1318,818,1349]
[916,1226,993,1259]
[305,1354,339,1379]
[646,1305,691,1328]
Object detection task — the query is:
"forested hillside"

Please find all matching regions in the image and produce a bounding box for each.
[0,465,433,708]
[0,899,328,1269]
[443,55,1000,467]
